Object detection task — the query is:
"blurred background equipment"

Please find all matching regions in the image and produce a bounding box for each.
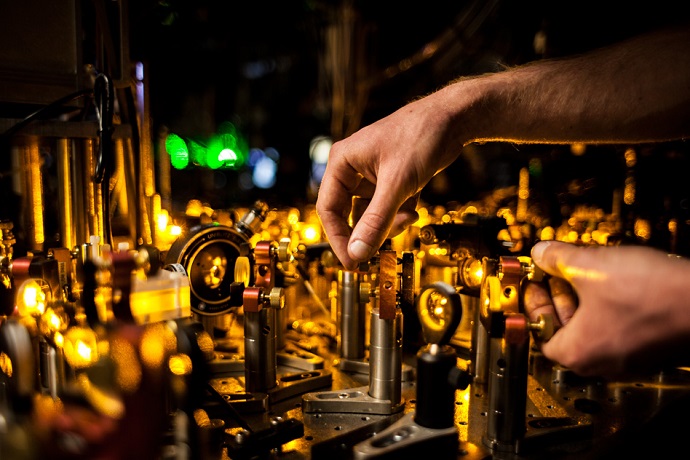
[1,1,690,459]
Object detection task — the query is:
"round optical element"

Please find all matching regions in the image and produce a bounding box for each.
[165,225,250,315]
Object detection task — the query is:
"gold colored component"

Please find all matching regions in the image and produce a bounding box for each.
[234,256,251,287]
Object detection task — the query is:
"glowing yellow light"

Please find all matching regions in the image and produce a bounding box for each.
[669,219,678,233]
[581,233,592,244]
[287,210,300,226]
[185,199,204,217]
[497,229,511,242]
[157,210,169,232]
[169,353,193,376]
[301,225,320,244]
[570,143,586,156]
[540,226,555,240]
[634,219,651,241]
[461,258,484,289]
[170,225,182,236]
[624,148,637,167]
[463,206,478,216]
[624,177,636,205]
[110,337,142,393]
[0,352,12,377]
[77,373,125,419]
[140,323,174,370]
[441,214,451,223]
[196,331,215,357]
[63,326,99,369]
[567,231,579,243]
[16,279,48,317]
[39,307,69,338]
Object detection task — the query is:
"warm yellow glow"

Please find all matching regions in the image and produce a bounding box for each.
[140,323,174,370]
[63,326,99,369]
[634,219,651,241]
[462,206,478,217]
[32,393,63,423]
[540,226,555,240]
[570,143,586,156]
[110,337,142,393]
[518,167,530,199]
[300,225,321,244]
[77,373,125,419]
[169,353,193,376]
[16,279,47,317]
[497,229,512,242]
[39,307,69,338]
[591,229,609,246]
[441,214,451,223]
[0,352,12,377]
[185,199,204,217]
[624,177,636,205]
[581,232,592,244]
[287,210,300,226]
[461,258,484,289]
[196,331,215,357]
[28,142,45,246]
[157,210,169,232]
[624,148,637,167]
[567,231,579,243]
[669,219,678,234]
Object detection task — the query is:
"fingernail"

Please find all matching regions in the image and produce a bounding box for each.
[349,239,373,261]
[531,240,551,263]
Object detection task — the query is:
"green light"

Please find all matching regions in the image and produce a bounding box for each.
[205,122,247,170]
[165,121,248,171]
[165,133,189,169]
[188,139,208,167]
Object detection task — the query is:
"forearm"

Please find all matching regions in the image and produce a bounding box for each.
[443,24,690,146]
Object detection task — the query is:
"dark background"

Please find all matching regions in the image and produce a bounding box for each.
[127,1,690,218]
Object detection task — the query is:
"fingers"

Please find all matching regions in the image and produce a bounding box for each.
[523,281,561,326]
[348,183,412,263]
[315,160,361,270]
[547,276,578,325]
[523,276,577,329]
[531,240,599,284]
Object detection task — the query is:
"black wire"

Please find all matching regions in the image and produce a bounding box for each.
[94,73,114,185]
[93,73,115,248]
[0,89,93,140]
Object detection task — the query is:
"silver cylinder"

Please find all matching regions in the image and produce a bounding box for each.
[276,306,286,350]
[40,340,64,398]
[339,270,364,360]
[473,311,489,385]
[483,335,529,452]
[368,307,402,405]
[244,309,276,392]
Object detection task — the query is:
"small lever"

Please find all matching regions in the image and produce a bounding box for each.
[416,282,462,346]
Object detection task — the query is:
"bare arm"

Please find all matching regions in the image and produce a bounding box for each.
[316,24,690,270]
[454,24,690,145]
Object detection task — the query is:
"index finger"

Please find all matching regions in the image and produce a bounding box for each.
[315,157,362,270]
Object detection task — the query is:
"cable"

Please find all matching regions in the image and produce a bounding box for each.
[93,73,114,184]
[0,89,93,140]
[93,72,115,248]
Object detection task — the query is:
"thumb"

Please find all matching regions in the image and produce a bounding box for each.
[349,188,406,262]
[530,240,581,280]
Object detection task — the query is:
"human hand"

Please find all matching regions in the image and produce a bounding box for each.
[524,240,690,378]
[316,88,464,270]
